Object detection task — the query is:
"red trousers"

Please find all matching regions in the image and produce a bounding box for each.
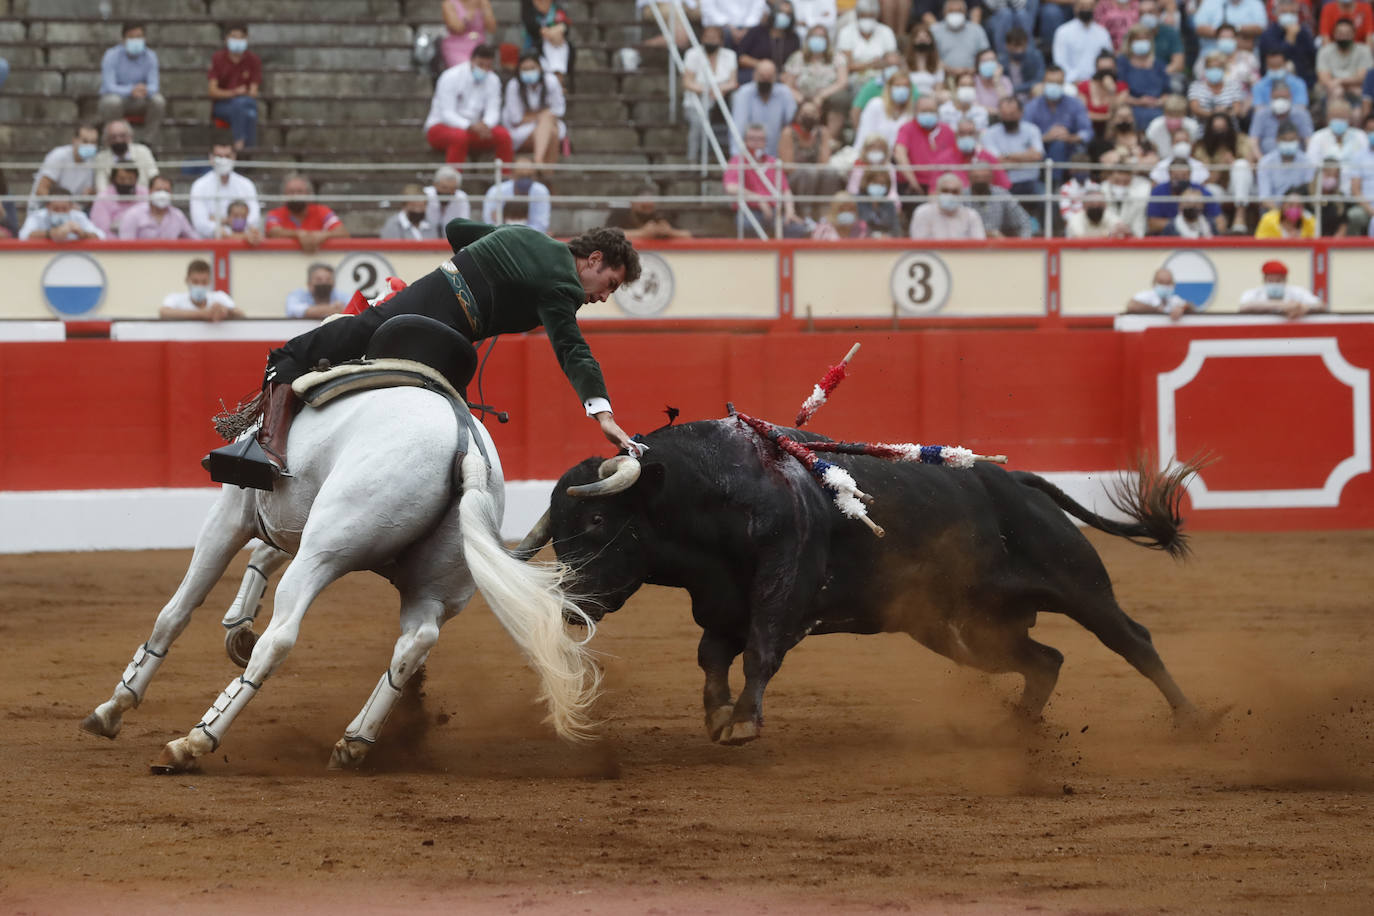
[426,123,514,163]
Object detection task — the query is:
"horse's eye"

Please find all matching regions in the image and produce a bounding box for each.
[591,514,604,527]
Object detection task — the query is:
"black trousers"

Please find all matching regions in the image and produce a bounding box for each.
[266,269,478,386]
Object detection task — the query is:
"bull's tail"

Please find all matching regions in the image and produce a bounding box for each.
[456,450,602,742]
[1013,457,1201,559]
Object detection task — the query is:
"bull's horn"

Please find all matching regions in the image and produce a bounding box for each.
[511,508,552,560]
[567,456,642,499]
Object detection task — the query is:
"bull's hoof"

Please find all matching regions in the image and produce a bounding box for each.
[79,710,120,740]
[149,738,198,775]
[705,705,734,742]
[225,625,258,669]
[717,719,760,746]
[326,737,369,771]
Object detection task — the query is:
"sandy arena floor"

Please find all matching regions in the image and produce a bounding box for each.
[1,530,1372,914]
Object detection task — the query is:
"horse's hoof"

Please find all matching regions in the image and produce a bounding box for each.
[79,711,119,740]
[717,719,760,746]
[225,625,258,669]
[326,737,368,771]
[1173,703,1232,738]
[705,705,734,742]
[149,739,196,775]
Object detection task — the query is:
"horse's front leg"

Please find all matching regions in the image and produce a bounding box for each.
[221,541,290,668]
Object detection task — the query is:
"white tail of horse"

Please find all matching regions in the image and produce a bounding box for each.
[457,450,602,740]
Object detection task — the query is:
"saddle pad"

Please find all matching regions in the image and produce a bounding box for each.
[291,358,462,407]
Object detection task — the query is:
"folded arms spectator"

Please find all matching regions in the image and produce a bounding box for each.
[736,0,802,82]
[1239,259,1326,318]
[607,181,693,239]
[18,190,105,241]
[730,59,798,155]
[161,259,243,321]
[208,23,262,151]
[30,123,99,209]
[90,165,147,234]
[1126,267,1195,319]
[909,172,987,239]
[99,22,165,140]
[425,45,514,164]
[264,173,348,253]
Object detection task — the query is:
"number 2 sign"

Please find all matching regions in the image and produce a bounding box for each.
[889,252,952,315]
[334,252,398,303]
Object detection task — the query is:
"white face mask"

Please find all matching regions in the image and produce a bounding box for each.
[956,85,977,104]
[857,16,877,34]
[149,189,172,209]
[1264,282,1287,300]
[1271,97,1292,115]
[865,150,886,163]
[212,156,234,177]
[937,192,960,211]
[1172,141,1191,159]
[946,11,967,29]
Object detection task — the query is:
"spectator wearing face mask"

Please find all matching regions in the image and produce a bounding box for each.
[503,52,568,168]
[1316,18,1372,110]
[1257,2,1316,88]
[1188,51,1249,123]
[1057,153,1100,219]
[1134,0,1183,80]
[208,23,261,152]
[1256,123,1316,210]
[790,0,838,39]
[1193,113,1256,218]
[894,94,957,193]
[778,100,840,219]
[855,167,903,235]
[1252,50,1310,110]
[1025,66,1091,176]
[909,172,987,238]
[1125,267,1195,318]
[90,166,147,235]
[92,120,158,194]
[1239,259,1325,318]
[118,174,197,239]
[966,163,1032,236]
[99,22,165,140]
[189,139,261,238]
[944,118,1011,188]
[850,52,904,128]
[854,68,916,152]
[264,173,348,254]
[1098,149,1152,235]
[972,48,1012,108]
[1053,0,1113,84]
[737,1,803,83]
[932,0,990,76]
[1066,187,1131,237]
[724,123,809,237]
[380,184,435,240]
[1214,25,1260,90]
[980,1,1034,58]
[1149,127,1213,187]
[811,190,870,239]
[1193,0,1268,60]
[424,44,512,164]
[846,136,902,197]
[940,76,991,130]
[1319,0,1374,41]
[18,190,104,241]
[218,200,261,242]
[783,26,848,127]
[836,0,898,85]
[906,26,949,98]
[1118,26,1170,130]
[1145,95,1199,157]
[1254,191,1316,238]
[424,165,473,236]
[285,263,348,319]
[981,96,1045,208]
[1307,98,1368,163]
[161,259,243,321]
[1079,55,1125,132]
[30,123,100,211]
[682,25,740,163]
[998,26,1045,100]
[1147,161,1223,234]
[731,59,799,155]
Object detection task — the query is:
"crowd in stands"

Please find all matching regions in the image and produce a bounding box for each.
[686,0,1374,240]
[11,0,1374,262]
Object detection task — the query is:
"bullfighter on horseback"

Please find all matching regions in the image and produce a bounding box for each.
[218,218,643,480]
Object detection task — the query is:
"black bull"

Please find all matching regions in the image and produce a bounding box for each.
[520,418,1204,745]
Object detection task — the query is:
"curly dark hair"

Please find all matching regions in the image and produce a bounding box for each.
[566,227,642,284]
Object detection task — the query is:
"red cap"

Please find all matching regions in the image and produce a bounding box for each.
[1261,259,1288,277]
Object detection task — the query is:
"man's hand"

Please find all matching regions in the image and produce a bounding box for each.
[1168,301,1189,320]
[244,225,264,246]
[594,411,639,455]
[208,302,231,322]
[1283,301,1309,319]
[470,121,491,139]
[1044,125,1070,142]
[132,83,148,99]
[298,230,323,253]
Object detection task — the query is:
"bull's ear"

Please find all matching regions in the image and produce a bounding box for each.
[635,461,667,500]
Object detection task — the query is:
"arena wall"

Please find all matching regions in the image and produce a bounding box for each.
[3,238,1373,551]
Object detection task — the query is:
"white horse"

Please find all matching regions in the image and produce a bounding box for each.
[81,384,601,773]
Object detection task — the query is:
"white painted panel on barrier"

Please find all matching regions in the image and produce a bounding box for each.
[110,319,321,341]
[227,250,444,318]
[1326,249,1374,312]
[794,249,1045,318]
[1060,248,1312,315]
[592,250,778,319]
[0,321,66,341]
[3,250,217,319]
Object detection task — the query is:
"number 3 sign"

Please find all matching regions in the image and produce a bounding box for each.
[889,252,952,315]
[334,252,398,303]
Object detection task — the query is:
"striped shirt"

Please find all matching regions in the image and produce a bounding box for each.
[1186,77,1247,113]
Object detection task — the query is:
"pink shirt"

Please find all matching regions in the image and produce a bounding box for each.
[908,202,986,240]
[723,154,792,208]
[1095,0,1140,47]
[90,186,147,234]
[117,201,199,239]
[893,121,959,191]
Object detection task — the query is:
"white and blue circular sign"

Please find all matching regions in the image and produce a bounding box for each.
[612,251,674,316]
[1162,250,1217,310]
[41,252,107,317]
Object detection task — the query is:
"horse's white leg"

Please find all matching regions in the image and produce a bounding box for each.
[82,490,255,740]
[151,547,349,774]
[222,542,290,668]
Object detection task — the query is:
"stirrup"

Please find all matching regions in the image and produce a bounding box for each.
[204,438,281,491]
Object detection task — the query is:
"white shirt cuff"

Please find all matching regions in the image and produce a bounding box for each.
[584,397,612,417]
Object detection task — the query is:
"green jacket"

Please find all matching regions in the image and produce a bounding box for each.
[446,218,608,405]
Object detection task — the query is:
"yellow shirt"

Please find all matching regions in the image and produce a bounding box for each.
[1254,209,1316,239]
